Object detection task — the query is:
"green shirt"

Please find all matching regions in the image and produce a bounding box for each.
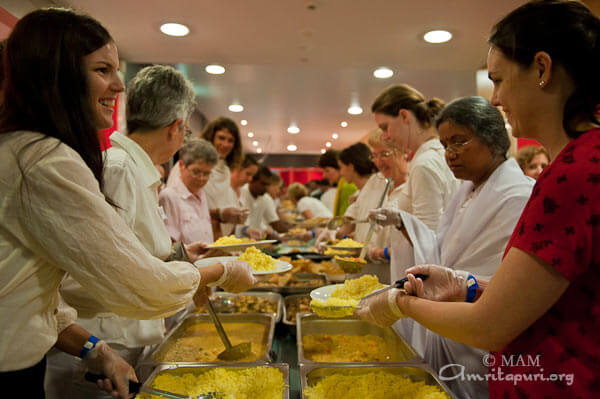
[333,177,357,217]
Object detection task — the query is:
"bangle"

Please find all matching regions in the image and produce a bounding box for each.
[466,274,479,303]
[383,247,390,260]
[80,335,100,359]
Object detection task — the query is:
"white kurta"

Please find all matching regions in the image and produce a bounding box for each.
[391,158,534,399]
[401,139,460,230]
[320,187,336,213]
[297,196,333,218]
[201,159,239,235]
[240,186,279,231]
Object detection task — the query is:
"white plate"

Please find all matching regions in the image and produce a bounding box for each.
[309,284,343,301]
[194,256,292,275]
[207,240,277,252]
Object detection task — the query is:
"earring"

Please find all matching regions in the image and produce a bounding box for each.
[539,80,545,87]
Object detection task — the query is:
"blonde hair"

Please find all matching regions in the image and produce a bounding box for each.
[286,182,308,202]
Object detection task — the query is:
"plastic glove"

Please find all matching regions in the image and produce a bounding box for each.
[404,265,470,302]
[220,207,249,224]
[367,245,387,262]
[83,341,137,399]
[368,207,403,227]
[193,286,213,308]
[210,260,257,293]
[246,227,265,240]
[354,288,406,328]
[315,228,335,252]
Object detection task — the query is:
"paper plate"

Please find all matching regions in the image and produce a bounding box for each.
[194,256,292,275]
[207,240,277,252]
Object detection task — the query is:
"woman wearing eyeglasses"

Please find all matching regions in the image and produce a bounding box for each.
[364,96,534,399]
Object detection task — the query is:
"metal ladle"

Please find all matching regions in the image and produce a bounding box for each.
[326,216,369,230]
[205,297,251,361]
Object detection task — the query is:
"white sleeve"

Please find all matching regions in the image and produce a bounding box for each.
[103,156,136,228]
[408,164,445,230]
[12,152,200,319]
[262,196,279,225]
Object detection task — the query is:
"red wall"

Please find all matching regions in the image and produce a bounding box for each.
[271,167,323,185]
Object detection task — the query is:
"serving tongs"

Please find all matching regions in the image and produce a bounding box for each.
[205,297,252,361]
[84,372,223,398]
[310,274,429,318]
[335,178,394,273]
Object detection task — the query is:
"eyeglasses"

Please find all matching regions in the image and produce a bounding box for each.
[371,150,394,160]
[186,168,211,178]
[444,139,473,155]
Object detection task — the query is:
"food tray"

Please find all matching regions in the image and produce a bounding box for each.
[250,272,329,294]
[143,363,290,399]
[300,363,457,399]
[296,314,419,364]
[282,294,312,334]
[195,291,283,323]
[148,313,276,364]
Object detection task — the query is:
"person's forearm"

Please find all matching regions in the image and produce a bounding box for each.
[336,223,354,239]
[198,263,225,286]
[54,324,93,357]
[271,220,290,233]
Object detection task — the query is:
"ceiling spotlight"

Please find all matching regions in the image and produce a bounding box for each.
[205,64,225,75]
[347,104,363,115]
[332,133,339,139]
[287,144,297,152]
[247,132,254,138]
[423,30,452,44]
[340,121,348,127]
[228,103,244,112]
[373,67,393,79]
[320,148,326,154]
[160,23,190,37]
[257,148,262,153]
[325,141,332,148]
[252,140,258,147]
[240,120,248,126]
[287,123,300,134]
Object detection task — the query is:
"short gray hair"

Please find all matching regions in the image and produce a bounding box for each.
[179,138,218,166]
[126,65,196,133]
[436,96,510,158]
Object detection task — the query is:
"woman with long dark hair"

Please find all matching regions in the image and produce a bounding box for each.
[0,9,255,398]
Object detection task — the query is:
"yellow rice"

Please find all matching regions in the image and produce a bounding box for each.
[212,235,256,246]
[303,371,449,399]
[238,246,278,271]
[140,367,284,399]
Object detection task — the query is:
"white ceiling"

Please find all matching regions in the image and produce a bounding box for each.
[3,0,527,154]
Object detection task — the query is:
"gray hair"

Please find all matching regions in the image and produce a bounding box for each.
[179,138,218,166]
[436,96,510,158]
[126,65,196,133]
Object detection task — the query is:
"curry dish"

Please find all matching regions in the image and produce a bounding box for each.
[155,322,267,362]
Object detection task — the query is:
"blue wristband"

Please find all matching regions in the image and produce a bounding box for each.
[466,274,479,303]
[242,226,249,236]
[79,335,100,359]
[383,247,390,260]
[312,230,316,238]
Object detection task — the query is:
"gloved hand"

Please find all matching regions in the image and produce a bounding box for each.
[403,265,470,302]
[193,286,213,308]
[246,227,265,240]
[83,341,137,399]
[184,241,208,262]
[354,288,406,328]
[368,207,403,227]
[220,207,250,224]
[315,228,335,252]
[367,245,387,262]
[210,260,257,293]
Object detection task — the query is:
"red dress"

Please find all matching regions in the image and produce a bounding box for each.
[489,129,600,398]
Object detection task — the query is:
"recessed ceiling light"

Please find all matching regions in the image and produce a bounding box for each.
[332,133,339,139]
[257,148,262,153]
[325,141,332,148]
[423,30,452,44]
[347,105,363,115]
[252,140,258,147]
[321,148,326,154]
[228,103,244,112]
[160,23,190,37]
[240,120,248,126]
[287,144,297,152]
[287,123,300,134]
[205,64,225,75]
[340,121,348,127]
[373,67,393,79]
[247,132,254,138]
